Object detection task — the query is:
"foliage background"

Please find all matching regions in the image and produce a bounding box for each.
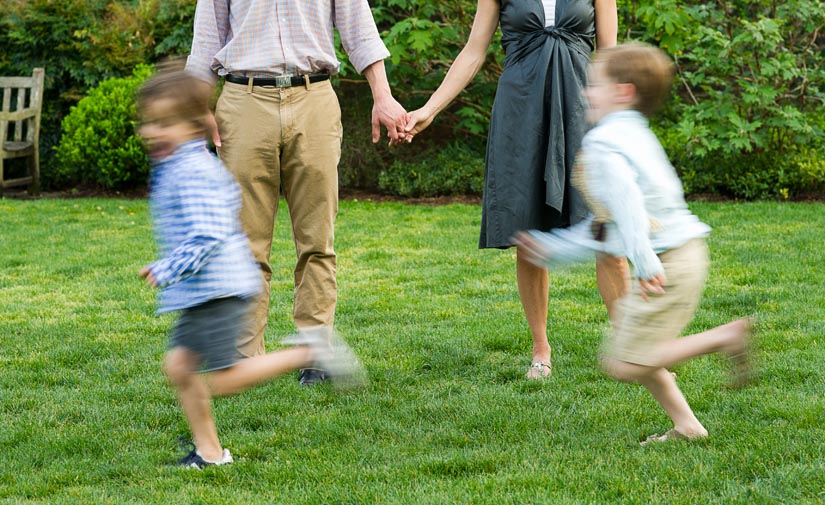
[0,0,823,198]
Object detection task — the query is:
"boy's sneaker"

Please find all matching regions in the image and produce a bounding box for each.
[283,326,367,389]
[178,444,233,469]
[298,367,329,386]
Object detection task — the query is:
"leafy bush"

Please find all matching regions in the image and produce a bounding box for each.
[4,0,822,197]
[627,0,825,199]
[378,143,484,197]
[336,82,395,190]
[0,0,195,189]
[349,1,502,139]
[54,65,153,190]
[142,0,197,58]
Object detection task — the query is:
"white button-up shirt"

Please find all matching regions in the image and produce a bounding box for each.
[528,110,711,280]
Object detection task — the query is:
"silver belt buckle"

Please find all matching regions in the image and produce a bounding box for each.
[275,75,292,87]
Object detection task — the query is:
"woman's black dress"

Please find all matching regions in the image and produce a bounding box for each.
[480,0,596,248]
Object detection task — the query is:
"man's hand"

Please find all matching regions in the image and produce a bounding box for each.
[372,94,409,146]
[363,61,409,146]
[638,274,666,301]
[139,266,158,288]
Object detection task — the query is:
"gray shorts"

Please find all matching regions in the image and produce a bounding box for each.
[169,296,251,372]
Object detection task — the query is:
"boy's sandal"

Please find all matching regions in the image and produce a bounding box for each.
[640,429,706,447]
[729,318,755,389]
[526,360,552,379]
[729,351,753,389]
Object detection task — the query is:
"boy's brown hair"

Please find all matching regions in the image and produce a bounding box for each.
[593,42,675,117]
[137,69,212,133]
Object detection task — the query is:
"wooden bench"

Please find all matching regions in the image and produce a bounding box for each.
[1,68,45,195]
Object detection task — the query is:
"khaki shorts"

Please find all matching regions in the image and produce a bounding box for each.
[603,239,709,366]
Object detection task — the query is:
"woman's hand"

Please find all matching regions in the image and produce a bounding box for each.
[404,106,437,143]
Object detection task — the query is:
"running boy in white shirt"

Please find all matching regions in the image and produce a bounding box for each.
[514,43,753,445]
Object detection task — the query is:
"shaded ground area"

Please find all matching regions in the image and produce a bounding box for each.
[2,186,823,204]
[0,186,485,205]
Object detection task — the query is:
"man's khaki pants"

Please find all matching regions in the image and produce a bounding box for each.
[216,79,342,357]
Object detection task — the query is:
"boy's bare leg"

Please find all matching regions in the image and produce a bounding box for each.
[638,366,707,436]
[165,348,224,462]
[603,359,707,437]
[644,319,750,370]
[166,346,313,462]
[516,251,551,378]
[595,253,630,325]
[205,347,312,397]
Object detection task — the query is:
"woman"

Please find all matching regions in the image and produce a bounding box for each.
[405,0,628,378]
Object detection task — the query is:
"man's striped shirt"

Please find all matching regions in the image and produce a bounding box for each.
[187,0,390,82]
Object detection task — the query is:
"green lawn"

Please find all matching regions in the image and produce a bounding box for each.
[0,198,822,503]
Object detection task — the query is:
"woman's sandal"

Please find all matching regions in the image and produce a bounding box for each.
[526,360,552,379]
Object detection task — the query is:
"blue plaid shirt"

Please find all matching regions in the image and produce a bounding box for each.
[148,139,262,313]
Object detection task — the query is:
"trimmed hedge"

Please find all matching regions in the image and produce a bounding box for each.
[379,143,484,197]
[54,66,152,190]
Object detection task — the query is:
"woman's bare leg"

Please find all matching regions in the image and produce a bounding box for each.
[517,250,551,378]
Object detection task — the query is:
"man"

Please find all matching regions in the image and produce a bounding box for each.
[186,0,408,385]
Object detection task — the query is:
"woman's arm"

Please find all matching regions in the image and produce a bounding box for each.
[594,0,618,49]
[405,0,500,137]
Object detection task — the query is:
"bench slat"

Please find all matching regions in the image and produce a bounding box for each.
[0,77,39,88]
[0,175,34,188]
[0,109,36,122]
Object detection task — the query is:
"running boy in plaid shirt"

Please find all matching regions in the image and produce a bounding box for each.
[138,70,364,469]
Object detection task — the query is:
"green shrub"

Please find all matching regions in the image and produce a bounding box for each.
[351,1,502,139]
[0,0,196,189]
[783,149,825,198]
[378,143,484,197]
[54,65,153,190]
[629,0,825,199]
[336,82,395,190]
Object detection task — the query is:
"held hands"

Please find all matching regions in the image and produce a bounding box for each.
[139,266,158,289]
[402,106,437,144]
[373,100,437,146]
[638,274,666,301]
[372,94,410,147]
